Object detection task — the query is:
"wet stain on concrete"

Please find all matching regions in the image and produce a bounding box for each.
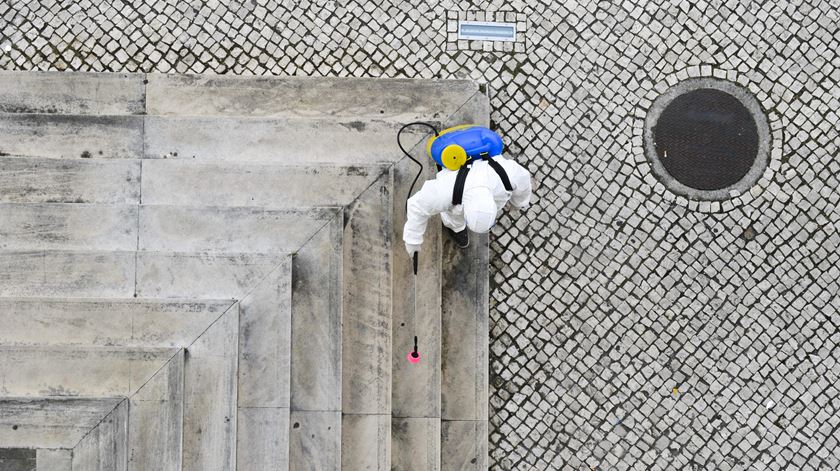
[344,166,368,176]
[0,104,59,114]
[340,121,366,132]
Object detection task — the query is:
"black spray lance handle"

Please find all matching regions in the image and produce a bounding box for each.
[409,252,420,362]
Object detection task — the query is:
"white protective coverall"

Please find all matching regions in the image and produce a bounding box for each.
[403,155,532,252]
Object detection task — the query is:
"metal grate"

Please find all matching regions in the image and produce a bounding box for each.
[457,21,517,42]
[653,88,758,191]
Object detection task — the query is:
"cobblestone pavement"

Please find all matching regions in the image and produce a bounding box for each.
[2,0,840,469]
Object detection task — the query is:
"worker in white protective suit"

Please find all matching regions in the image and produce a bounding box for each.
[403,155,532,255]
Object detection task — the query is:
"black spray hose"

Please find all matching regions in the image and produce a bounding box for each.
[397,122,440,213]
[398,122,439,364]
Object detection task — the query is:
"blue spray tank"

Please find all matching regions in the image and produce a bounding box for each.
[426,124,504,171]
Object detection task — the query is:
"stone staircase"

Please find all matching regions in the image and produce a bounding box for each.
[0,70,489,470]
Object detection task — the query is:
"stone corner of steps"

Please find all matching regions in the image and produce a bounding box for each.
[0,70,491,470]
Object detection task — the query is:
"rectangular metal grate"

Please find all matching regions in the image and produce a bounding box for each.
[457,21,517,42]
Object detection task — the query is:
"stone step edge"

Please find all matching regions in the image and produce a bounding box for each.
[0,153,394,169]
[0,345,179,354]
[0,201,344,212]
[0,151,406,166]
[0,296,236,304]
[0,298,238,349]
[0,396,127,401]
[0,70,478,118]
[0,110,447,128]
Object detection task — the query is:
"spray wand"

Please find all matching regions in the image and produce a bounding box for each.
[397,122,439,365]
[407,252,421,364]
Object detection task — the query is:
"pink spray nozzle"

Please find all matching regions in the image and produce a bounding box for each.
[407,336,420,364]
[407,351,421,364]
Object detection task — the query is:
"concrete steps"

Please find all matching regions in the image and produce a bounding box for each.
[0,70,145,115]
[0,250,135,297]
[0,155,140,204]
[288,213,343,469]
[0,249,288,298]
[0,203,336,253]
[0,70,489,470]
[0,155,388,207]
[0,298,233,347]
[144,116,423,164]
[0,346,178,397]
[0,397,124,449]
[141,161,388,208]
[237,265,292,470]
[71,399,129,471]
[0,203,138,251]
[128,350,184,471]
[0,113,144,160]
[138,205,337,253]
[144,72,478,120]
[182,304,239,471]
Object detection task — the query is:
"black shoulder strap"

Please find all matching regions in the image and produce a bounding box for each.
[452,165,471,205]
[452,158,512,205]
[486,157,513,191]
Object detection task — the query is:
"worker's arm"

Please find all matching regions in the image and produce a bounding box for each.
[403,178,452,252]
[505,159,533,209]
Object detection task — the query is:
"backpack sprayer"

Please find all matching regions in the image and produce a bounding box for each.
[397,123,505,365]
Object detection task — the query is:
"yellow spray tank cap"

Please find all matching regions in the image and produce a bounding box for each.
[440,144,468,170]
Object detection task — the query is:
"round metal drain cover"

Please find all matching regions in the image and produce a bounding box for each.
[643,78,770,201]
[654,89,757,190]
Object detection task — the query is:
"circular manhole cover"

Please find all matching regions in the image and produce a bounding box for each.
[644,78,770,200]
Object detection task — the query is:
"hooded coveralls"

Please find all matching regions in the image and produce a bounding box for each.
[403,155,532,252]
